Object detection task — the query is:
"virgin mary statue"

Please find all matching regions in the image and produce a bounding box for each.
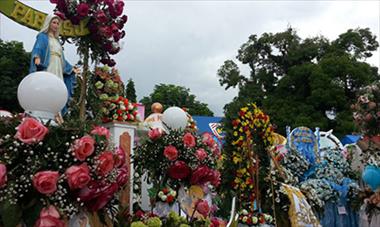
[29,14,78,115]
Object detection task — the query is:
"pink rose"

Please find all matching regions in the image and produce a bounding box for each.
[0,164,7,188]
[33,171,59,195]
[65,163,91,190]
[196,199,210,217]
[34,205,64,227]
[183,132,196,148]
[195,148,208,161]
[148,128,162,140]
[167,161,191,180]
[15,117,48,144]
[164,145,178,161]
[91,126,110,139]
[77,3,89,17]
[97,151,115,176]
[72,135,95,161]
[202,133,215,147]
[114,147,126,168]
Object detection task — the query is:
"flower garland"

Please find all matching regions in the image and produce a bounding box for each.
[0,116,128,226]
[50,0,128,66]
[238,209,274,226]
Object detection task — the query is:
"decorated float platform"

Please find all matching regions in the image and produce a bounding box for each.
[1,0,380,227]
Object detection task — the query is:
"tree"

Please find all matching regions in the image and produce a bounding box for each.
[125,79,137,103]
[218,27,379,136]
[140,84,214,117]
[0,39,30,113]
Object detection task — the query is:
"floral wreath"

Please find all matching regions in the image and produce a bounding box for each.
[224,103,275,225]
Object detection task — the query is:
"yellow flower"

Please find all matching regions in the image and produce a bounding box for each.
[233,156,242,164]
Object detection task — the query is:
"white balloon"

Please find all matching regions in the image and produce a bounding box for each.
[17,71,68,117]
[162,107,188,130]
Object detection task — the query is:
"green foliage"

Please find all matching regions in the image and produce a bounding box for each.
[218,27,379,135]
[125,79,137,103]
[0,201,22,227]
[0,39,30,113]
[140,84,214,117]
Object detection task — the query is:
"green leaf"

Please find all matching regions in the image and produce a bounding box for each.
[0,201,22,227]
[148,187,158,199]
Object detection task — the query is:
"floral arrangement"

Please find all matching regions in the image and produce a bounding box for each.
[156,187,177,205]
[101,96,139,123]
[134,128,221,198]
[299,179,337,209]
[91,66,140,123]
[351,82,380,136]
[280,147,310,183]
[0,116,128,226]
[221,103,275,214]
[237,209,273,226]
[50,0,128,66]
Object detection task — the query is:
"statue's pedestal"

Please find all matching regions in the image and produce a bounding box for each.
[103,122,137,214]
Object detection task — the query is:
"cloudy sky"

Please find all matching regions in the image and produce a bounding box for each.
[1,0,379,116]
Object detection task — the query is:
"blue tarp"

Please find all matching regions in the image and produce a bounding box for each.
[341,135,361,145]
[192,116,223,136]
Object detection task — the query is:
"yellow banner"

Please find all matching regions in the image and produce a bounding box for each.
[0,0,89,37]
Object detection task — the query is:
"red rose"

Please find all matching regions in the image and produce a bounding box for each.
[65,163,91,190]
[0,164,7,188]
[114,147,126,168]
[117,166,129,186]
[15,117,48,144]
[78,181,118,211]
[90,126,110,139]
[196,199,210,217]
[99,26,113,38]
[95,10,108,23]
[195,148,208,161]
[183,132,196,148]
[34,205,64,227]
[97,151,115,176]
[72,135,95,161]
[77,3,89,17]
[33,171,59,195]
[167,195,174,203]
[148,128,162,140]
[190,166,220,187]
[167,161,191,180]
[114,0,124,16]
[164,145,178,161]
[162,188,169,194]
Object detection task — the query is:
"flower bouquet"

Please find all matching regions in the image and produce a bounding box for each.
[50,0,128,66]
[351,82,380,166]
[134,128,221,220]
[0,116,128,226]
[90,66,140,123]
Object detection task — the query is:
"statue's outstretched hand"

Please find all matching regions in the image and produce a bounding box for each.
[34,57,41,66]
[73,66,81,75]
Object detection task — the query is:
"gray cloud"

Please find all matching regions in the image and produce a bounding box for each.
[1,1,378,116]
